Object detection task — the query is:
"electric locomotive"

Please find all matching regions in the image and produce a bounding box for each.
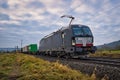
[39,15,96,58]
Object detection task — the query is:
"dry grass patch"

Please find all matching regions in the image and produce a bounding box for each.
[89,50,120,58]
[0,53,96,80]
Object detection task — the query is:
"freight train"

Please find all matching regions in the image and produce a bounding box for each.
[22,44,38,54]
[22,15,97,58]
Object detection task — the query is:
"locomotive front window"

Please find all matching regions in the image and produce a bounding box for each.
[82,27,92,36]
[72,27,83,36]
[72,25,92,36]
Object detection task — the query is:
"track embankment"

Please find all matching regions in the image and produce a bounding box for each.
[35,55,120,80]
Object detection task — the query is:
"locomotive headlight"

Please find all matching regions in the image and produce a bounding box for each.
[72,40,75,45]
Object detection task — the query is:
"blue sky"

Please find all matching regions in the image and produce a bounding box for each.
[0,0,120,48]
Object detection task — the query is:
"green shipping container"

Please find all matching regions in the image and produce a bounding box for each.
[28,44,38,53]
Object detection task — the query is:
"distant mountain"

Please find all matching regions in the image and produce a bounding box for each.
[97,40,120,50]
[0,48,20,52]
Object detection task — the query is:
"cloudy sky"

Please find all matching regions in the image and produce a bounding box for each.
[0,0,120,48]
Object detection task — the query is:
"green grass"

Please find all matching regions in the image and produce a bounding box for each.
[0,53,16,80]
[89,50,120,58]
[0,53,95,80]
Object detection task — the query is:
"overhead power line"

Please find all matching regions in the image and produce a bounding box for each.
[91,3,120,21]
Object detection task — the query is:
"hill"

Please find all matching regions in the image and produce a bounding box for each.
[97,40,120,50]
[0,48,20,53]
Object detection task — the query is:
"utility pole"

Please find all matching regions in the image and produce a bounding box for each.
[21,40,23,52]
[15,46,18,53]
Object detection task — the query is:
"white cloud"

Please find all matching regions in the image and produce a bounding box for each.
[90,0,97,4]
[0,27,6,31]
[101,0,113,11]
[0,20,20,25]
[70,0,83,9]
[39,0,67,15]
[0,0,68,26]
[70,0,95,14]
[114,27,120,32]
[0,0,120,47]
[75,5,94,14]
[1,6,46,21]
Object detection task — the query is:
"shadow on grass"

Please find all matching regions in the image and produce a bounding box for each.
[0,72,9,80]
[0,72,22,80]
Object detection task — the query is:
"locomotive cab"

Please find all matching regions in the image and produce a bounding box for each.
[71,25,96,54]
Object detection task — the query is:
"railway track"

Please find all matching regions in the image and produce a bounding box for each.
[77,57,120,68]
[33,54,120,80]
[35,53,120,68]
[34,53,120,68]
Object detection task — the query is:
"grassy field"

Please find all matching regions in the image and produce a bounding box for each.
[0,53,97,80]
[89,50,120,58]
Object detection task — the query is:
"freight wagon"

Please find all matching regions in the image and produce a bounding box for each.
[22,44,38,54]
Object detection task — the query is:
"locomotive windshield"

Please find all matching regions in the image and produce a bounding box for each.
[72,25,92,36]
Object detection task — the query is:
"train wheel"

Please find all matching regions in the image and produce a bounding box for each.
[64,53,71,59]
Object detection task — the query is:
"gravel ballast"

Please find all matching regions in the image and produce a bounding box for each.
[35,55,120,80]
